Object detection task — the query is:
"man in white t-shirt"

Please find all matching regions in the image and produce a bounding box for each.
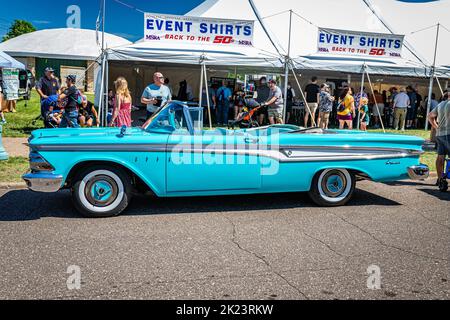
[141,72,172,120]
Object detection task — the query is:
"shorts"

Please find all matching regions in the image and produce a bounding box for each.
[373,103,384,116]
[286,101,293,113]
[319,111,330,122]
[406,106,416,121]
[268,107,283,119]
[436,135,450,156]
[305,102,318,116]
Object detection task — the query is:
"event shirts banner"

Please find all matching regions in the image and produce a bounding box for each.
[317,28,404,58]
[144,13,254,46]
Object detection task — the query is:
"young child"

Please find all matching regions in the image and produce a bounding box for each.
[359,97,370,131]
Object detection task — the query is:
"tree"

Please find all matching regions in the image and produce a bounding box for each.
[2,20,36,42]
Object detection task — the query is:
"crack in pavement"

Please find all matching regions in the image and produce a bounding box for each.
[326,209,449,262]
[409,207,450,232]
[225,216,309,300]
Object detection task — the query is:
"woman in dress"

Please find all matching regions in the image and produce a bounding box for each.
[109,77,132,127]
[337,87,355,129]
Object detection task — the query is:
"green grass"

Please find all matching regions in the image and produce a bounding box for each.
[2,91,95,137]
[0,156,29,183]
[2,92,42,137]
[368,128,431,140]
[368,129,436,172]
[420,151,437,173]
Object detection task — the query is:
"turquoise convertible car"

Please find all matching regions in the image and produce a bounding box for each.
[23,101,429,217]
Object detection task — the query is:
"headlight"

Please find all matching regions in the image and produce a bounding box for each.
[29,151,54,172]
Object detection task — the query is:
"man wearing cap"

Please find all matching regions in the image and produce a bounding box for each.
[36,67,60,100]
[264,79,284,124]
[58,75,80,128]
[36,67,61,120]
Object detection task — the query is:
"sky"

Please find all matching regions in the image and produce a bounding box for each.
[0,0,206,42]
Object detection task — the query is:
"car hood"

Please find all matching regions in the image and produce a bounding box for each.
[28,127,148,146]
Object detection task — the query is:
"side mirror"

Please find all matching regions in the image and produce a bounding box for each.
[117,125,127,138]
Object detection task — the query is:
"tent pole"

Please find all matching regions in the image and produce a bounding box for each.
[434,75,444,96]
[283,9,293,124]
[202,63,212,129]
[366,70,385,133]
[104,52,109,127]
[198,62,203,111]
[282,60,289,124]
[98,53,106,127]
[357,65,366,130]
[425,23,440,131]
[289,62,316,127]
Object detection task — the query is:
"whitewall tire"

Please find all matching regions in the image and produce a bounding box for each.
[72,165,132,217]
[308,169,356,206]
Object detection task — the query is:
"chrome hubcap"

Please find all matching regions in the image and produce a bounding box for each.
[85,175,118,207]
[321,171,347,198]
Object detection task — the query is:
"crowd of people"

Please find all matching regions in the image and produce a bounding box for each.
[31,67,449,137]
[37,67,99,128]
[300,76,449,132]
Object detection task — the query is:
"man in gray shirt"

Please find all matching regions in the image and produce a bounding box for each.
[429,92,450,185]
[264,79,284,124]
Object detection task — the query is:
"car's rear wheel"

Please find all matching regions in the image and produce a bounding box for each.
[72,165,132,217]
[308,169,356,206]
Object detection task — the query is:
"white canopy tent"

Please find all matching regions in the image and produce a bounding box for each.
[188,0,450,69]
[0,28,131,60]
[97,32,283,126]
[0,51,25,69]
[107,40,282,70]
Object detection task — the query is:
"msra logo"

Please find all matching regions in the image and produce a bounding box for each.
[145,35,161,40]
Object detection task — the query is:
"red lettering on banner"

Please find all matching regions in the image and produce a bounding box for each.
[165,34,184,40]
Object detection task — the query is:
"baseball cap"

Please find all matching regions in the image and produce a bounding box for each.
[66,74,76,82]
[44,67,54,73]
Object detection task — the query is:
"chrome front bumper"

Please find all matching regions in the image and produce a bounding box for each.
[22,172,63,192]
[407,164,429,180]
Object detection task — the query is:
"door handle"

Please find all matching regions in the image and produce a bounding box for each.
[244,138,259,144]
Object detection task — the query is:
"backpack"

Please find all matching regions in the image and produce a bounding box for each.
[69,89,84,107]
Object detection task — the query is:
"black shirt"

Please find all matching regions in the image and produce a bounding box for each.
[256,85,270,103]
[305,83,320,103]
[64,86,78,111]
[36,76,60,97]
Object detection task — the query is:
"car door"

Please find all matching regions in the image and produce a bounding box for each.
[166,128,262,193]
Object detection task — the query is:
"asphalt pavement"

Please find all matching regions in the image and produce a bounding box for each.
[0,179,448,300]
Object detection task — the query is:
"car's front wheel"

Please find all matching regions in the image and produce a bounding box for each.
[308,169,355,206]
[72,165,132,217]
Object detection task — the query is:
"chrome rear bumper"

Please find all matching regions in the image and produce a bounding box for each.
[407,164,429,180]
[22,172,63,192]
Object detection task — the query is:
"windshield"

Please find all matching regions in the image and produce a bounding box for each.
[144,103,189,133]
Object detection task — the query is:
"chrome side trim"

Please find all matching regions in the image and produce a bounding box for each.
[31,143,423,163]
[29,152,54,171]
[407,164,429,180]
[22,172,63,192]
